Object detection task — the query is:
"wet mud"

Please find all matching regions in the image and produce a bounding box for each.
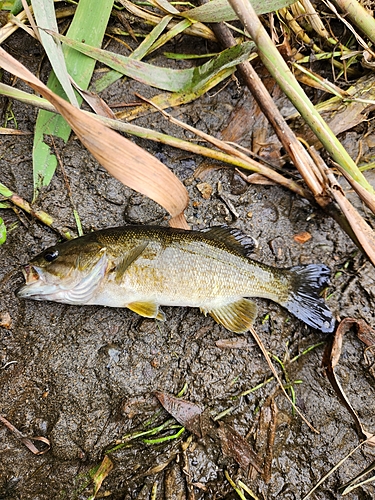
[1,27,375,500]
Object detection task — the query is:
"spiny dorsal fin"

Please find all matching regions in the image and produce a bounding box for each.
[201,298,257,333]
[127,301,166,321]
[203,226,257,256]
[115,242,148,282]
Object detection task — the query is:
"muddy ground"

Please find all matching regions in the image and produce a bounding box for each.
[1,20,375,500]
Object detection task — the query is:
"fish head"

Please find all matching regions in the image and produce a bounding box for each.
[17,238,108,305]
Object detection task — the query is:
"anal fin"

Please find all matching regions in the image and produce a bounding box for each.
[202,298,257,333]
[127,301,166,321]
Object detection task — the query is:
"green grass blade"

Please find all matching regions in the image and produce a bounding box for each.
[92,16,174,94]
[31,0,78,107]
[147,18,192,55]
[10,0,29,15]
[0,217,6,245]
[48,31,255,92]
[181,0,295,23]
[131,15,173,59]
[33,0,114,198]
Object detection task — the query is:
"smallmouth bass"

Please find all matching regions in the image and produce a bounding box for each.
[17,225,335,333]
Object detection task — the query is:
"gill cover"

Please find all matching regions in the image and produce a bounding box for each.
[17,248,108,305]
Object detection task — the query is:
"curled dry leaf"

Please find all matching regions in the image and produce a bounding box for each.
[322,317,375,446]
[0,414,50,455]
[0,46,189,229]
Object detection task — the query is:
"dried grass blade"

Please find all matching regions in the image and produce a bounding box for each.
[0,47,189,228]
[0,414,50,455]
[302,437,375,499]
[118,0,215,41]
[330,185,375,265]
[0,81,310,200]
[249,326,319,434]
[0,9,28,43]
[339,461,375,494]
[227,0,375,204]
[322,317,375,444]
[145,99,312,199]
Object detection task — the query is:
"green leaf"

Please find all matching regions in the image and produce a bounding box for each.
[49,31,255,93]
[31,0,78,107]
[0,217,6,245]
[10,0,30,15]
[180,0,296,23]
[33,0,114,198]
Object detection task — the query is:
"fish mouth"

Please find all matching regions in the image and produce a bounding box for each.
[22,264,41,284]
[16,265,47,299]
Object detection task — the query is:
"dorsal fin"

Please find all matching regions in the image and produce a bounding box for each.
[203,226,257,256]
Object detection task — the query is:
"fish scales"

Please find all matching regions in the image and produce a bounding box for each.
[95,228,287,307]
[17,225,335,333]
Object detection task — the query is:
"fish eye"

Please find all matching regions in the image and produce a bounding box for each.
[44,249,59,262]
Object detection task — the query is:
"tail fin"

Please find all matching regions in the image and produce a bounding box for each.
[282,264,335,333]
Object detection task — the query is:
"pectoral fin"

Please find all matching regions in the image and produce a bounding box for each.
[202,298,257,333]
[115,242,148,282]
[127,301,166,321]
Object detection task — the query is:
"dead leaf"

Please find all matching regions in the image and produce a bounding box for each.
[0,46,189,229]
[72,82,117,119]
[196,182,213,199]
[155,391,204,437]
[217,422,263,473]
[322,318,375,445]
[0,311,12,329]
[91,456,113,498]
[293,231,312,244]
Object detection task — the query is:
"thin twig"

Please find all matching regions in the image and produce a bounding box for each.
[0,182,74,240]
[137,93,312,200]
[249,325,319,434]
[197,10,327,202]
